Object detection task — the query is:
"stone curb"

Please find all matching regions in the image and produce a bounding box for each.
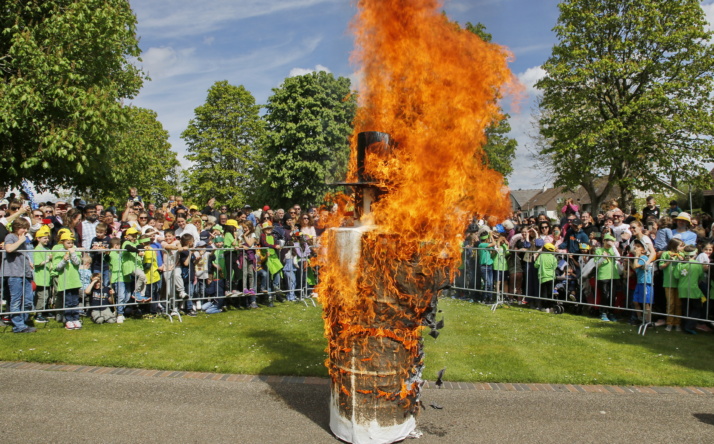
[1,361,712,396]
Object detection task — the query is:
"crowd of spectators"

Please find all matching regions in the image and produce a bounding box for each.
[0,187,324,333]
[458,196,714,335]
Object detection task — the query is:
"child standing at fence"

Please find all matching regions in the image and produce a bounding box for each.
[3,218,36,333]
[477,232,496,304]
[33,225,52,323]
[281,234,298,301]
[595,233,621,322]
[109,238,129,323]
[178,233,197,317]
[193,241,211,310]
[79,254,93,311]
[140,235,161,316]
[121,227,147,303]
[631,241,654,324]
[534,242,558,312]
[493,234,510,298]
[659,238,684,331]
[53,231,83,330]
[675,246,705,334]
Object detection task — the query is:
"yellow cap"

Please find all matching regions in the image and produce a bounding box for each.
[59,232,75,242]
[35,225,51,238]
[224,219,239,228]
[189,205,199,211]
[544,243,556,252]
[126,227,140,236]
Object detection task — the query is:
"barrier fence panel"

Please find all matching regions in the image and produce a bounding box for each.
[0,245,320,330]
[450,246,713,335]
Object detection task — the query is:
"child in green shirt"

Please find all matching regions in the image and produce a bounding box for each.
[594,233,620,322]
[52,232,82,330]
[493,233,510,297]
[534,242,558,311]
[674,246,704,334]
[659,238,684,331]
[33,225,53,323]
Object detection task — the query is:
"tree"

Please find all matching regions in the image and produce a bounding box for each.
[536,0,714,210]
[463,22,518,179]
[88,107,180,204]
[182,81,264,209]
[261,71,357,208]
[0,0,145,191]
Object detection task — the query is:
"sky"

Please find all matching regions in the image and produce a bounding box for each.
[128,0,714,192]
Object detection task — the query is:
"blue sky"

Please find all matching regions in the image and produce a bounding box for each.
[129,0,714,191]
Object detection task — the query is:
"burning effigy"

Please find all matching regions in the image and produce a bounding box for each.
[315,1,516,443]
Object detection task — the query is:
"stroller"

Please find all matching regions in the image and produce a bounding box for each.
[552,255,581,315]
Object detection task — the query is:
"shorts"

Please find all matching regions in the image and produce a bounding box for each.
[633,283,653,304]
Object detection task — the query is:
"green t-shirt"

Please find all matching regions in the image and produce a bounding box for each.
[109,250,128,283]
[493,244,509,271]
[534,253,557,283]
[213,249,226,279]
[121,240,140,276]
[477,242,494,266]
[51,245,82,291]
[33,244,52,287]
[675,260,704,299]
[595,247,620,281]
[224,232,235,249]
[660,251,681,288]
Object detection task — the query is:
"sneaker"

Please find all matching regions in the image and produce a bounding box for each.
[65,322,76,330]
[608,314,618,322]
[73,321,82,329]
[15,327,37,333]
[654,319,666,327]
[187,310,197,317]
[116,315,125,324]
[665,325,672,332]
[600,313,610,322]
[249,302,259,309]
[195,302,202,311]
[696,324,712,333]
[675,325,682,332]
[35,315,49,323]
[684,328,698,335]
[544,308,551,313]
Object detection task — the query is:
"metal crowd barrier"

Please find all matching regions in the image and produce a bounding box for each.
[0,245,320,329]
[450,246,713,336]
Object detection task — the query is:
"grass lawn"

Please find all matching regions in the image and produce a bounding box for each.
[1,298,713,387]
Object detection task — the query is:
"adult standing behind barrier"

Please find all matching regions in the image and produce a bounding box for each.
[4,218,36,333]
[672,212,697,246]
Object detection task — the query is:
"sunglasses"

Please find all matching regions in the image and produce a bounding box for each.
[201,219,208,222]
[139,217,148,220]
[33,213,43,217]
[540,226,549,229]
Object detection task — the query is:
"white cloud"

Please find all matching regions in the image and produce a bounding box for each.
[517,65,546,97]
[703,2,714,32]
[141,46,201,80]
[203,36,215,46]
[288,64,331,77]
[134,0,339,38]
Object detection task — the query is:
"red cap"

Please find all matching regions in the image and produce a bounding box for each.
[263,205,270,211]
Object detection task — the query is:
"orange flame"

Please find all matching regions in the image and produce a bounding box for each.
[318,0,518,412]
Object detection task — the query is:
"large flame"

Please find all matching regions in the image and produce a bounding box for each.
[317,0,518,417]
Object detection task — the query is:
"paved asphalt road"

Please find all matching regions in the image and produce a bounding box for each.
[2,367,713,443]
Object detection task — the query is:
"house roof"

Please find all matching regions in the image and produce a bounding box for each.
[510,189,541,207]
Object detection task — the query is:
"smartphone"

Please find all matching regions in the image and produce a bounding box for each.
[58,203,67,210]
[42,218,52,224]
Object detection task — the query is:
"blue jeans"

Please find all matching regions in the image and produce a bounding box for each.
[181,268,194,311]
[284,270,296,300]
[257,268,269,292]
[480,265,494,301]
[112,280,130,315]
[63,288,80,322]
[93,267,111,289]
[8,277,33,332]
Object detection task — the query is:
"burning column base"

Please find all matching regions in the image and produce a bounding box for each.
[324,226,438,444]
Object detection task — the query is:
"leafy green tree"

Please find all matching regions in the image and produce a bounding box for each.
[0,0,145,191]
[536,0,714,210]
[88,107,180,204]
[463,22,517,180]
[182,81,264,209]
[261,71,357,208]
